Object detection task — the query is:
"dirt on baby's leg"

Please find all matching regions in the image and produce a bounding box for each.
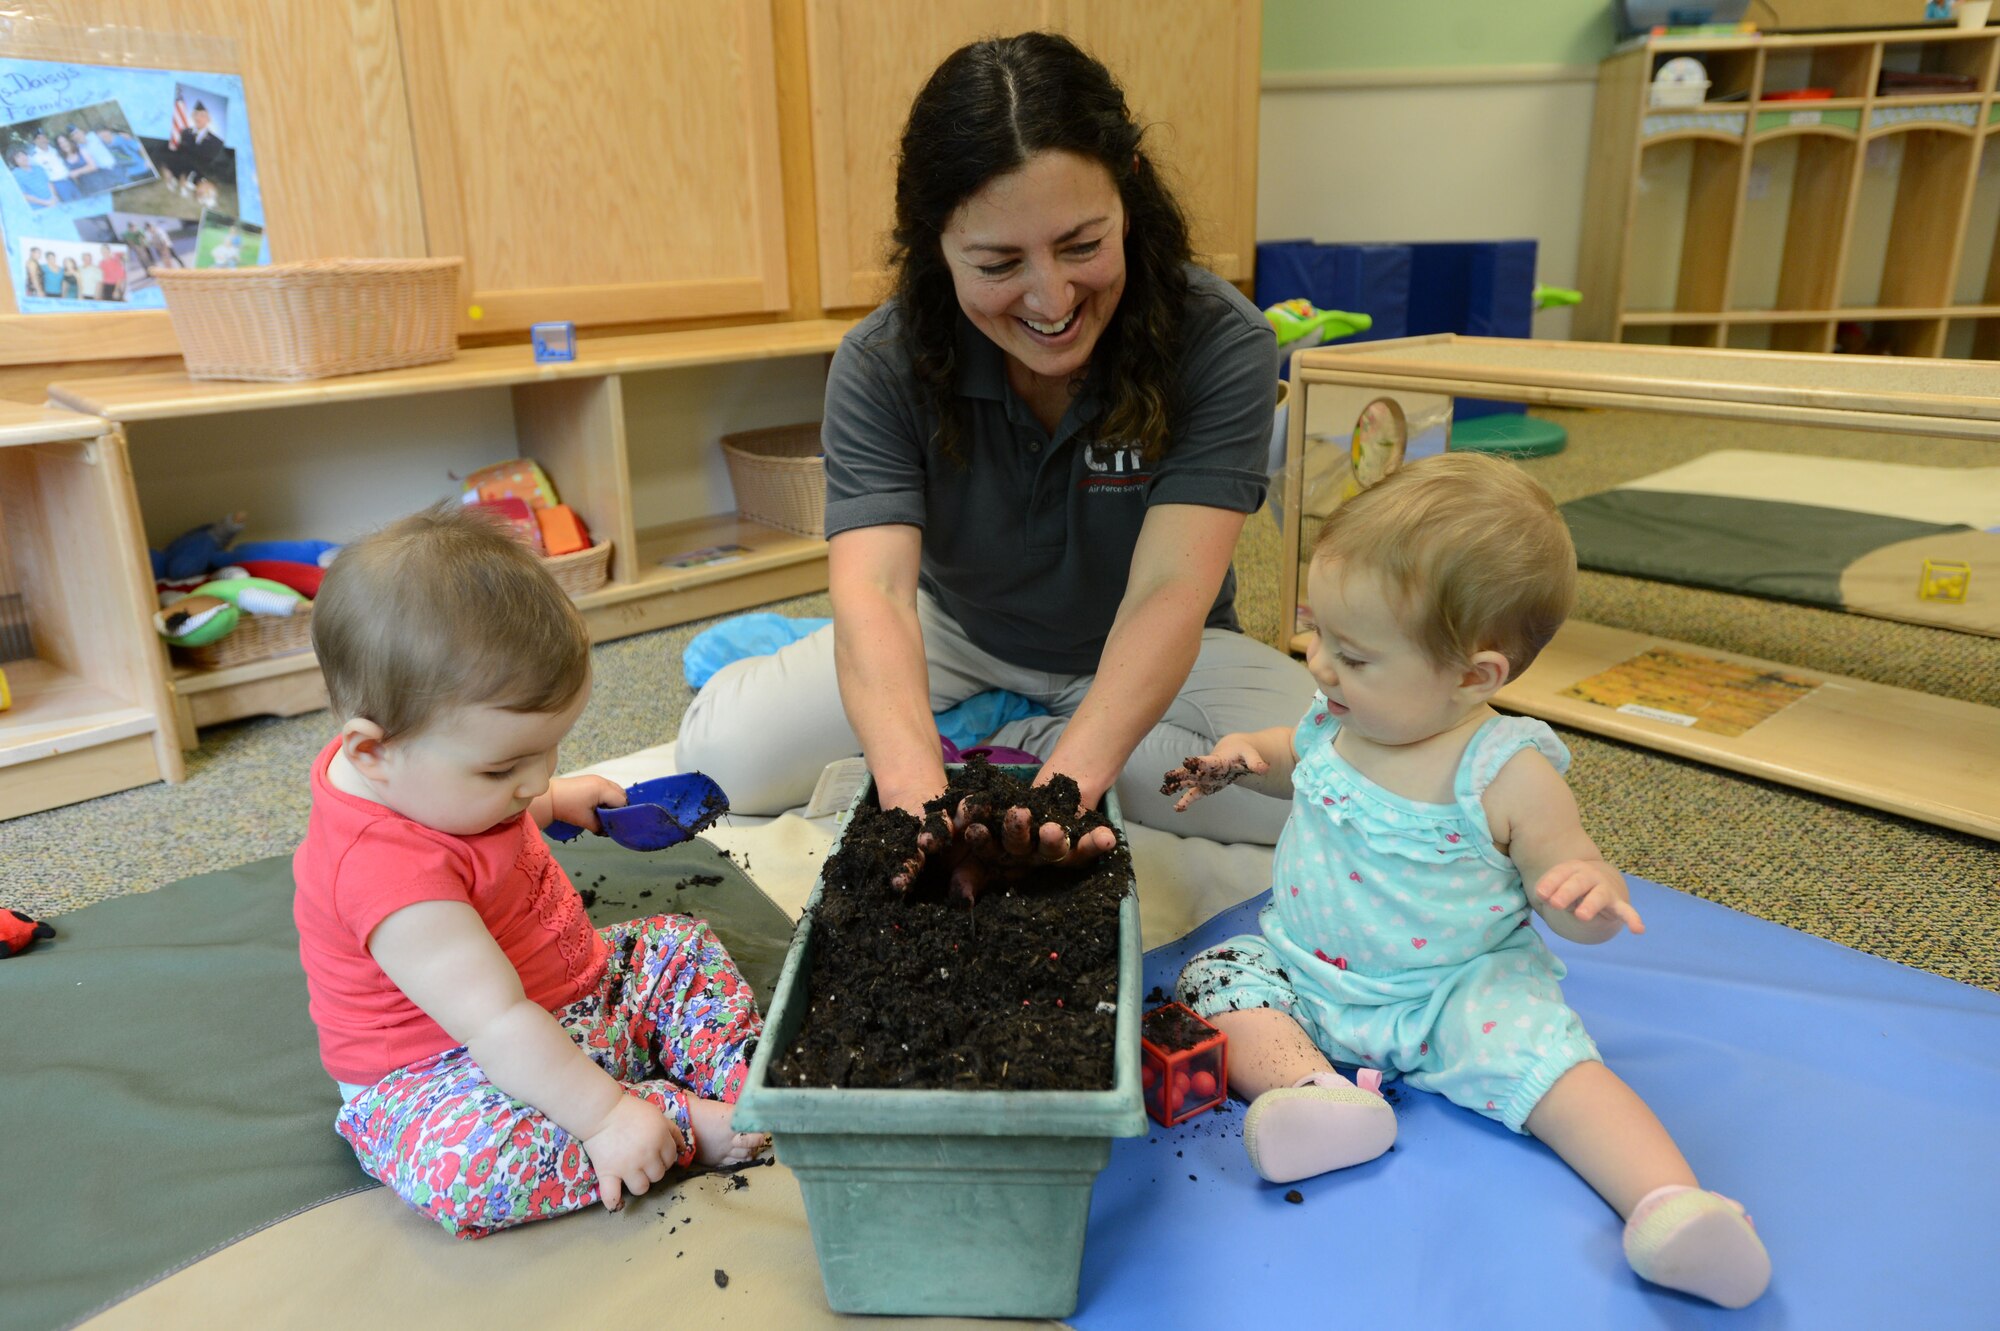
[688,1096,769,1168]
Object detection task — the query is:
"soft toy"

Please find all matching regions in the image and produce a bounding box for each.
[232,539,340,569]
[220,559,326,598]
[154,576,307,648]
[1,908,53,958]
[463,458,560,509]
[153,511,247,581]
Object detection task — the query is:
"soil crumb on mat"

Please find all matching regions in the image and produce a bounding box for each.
[770,758,1129,1091]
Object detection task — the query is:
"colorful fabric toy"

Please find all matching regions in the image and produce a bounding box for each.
[463,459,560,510]
[1,908,53,958]
[232,539,340,568]
[153,576,307,647]
[153,512,247,580]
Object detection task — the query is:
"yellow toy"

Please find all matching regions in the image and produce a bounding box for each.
[1918,559,1971,604]
[0,664,10,711]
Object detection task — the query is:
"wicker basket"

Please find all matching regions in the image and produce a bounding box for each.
[178,603,315,671]
[720,422,825,539]
[153,258,463,382]
[542,540,612,598]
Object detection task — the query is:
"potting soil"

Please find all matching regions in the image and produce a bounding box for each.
[770,759,1129,1091]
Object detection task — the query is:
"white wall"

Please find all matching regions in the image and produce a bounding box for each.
[1256,70,1600,340]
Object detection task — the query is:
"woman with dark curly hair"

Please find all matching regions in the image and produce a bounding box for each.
[680,32,1310,890]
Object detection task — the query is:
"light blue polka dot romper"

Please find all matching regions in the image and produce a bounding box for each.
[1176,694,1600,1133]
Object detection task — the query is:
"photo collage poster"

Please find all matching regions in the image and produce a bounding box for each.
[0,56,267,314]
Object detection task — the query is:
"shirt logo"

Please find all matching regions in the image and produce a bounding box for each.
[1080,441,1149,493]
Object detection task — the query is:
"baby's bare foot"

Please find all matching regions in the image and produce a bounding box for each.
[688,1096,770,1168]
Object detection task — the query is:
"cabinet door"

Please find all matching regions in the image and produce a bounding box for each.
[1053,1,1261,282]
[397,0,789,331]
[805,0,1260,312]
[806,0,1054,310]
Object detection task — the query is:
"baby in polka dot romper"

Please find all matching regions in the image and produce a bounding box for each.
[1164,452,1770,1308]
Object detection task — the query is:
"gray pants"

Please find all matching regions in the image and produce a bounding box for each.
[676,591,1311,844]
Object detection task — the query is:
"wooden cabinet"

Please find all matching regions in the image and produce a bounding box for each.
[396,0,791,332]
[805,0,1261,310]
[1577,26,2000,358]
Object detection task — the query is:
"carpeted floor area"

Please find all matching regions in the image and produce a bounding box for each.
[3,408,1993,988]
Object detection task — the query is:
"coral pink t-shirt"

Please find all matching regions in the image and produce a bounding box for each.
[293,738,609,1085]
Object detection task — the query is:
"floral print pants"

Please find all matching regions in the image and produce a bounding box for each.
[335,914,762,1238]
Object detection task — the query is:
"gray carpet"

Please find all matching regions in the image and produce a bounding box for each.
[3,408,1994,990]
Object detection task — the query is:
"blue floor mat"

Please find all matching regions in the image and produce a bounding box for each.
[1076,876,2000,1329]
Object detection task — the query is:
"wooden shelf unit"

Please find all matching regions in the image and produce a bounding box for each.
[0,403,182,818]
[1578,25,2000,358]
[1277,334,2000,840]
[42,320,855,761]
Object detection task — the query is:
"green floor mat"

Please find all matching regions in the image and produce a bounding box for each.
[1,837,794,1331]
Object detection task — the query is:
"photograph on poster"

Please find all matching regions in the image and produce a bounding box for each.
[193,210,261,268]
[0,57,265,313]
[73,210,193,294]
[14,232,133,303]
[3,99,156,207]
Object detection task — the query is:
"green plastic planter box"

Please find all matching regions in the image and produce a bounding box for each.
[733,776,1146,1318]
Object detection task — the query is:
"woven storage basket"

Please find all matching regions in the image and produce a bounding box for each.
[178,603,315,671]
[153,258,463,381]
[720,422,825,539]
[542,540,612,598]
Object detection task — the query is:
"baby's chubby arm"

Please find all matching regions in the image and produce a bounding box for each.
[1161,724,1298,811]
[369,901,672,1211]
[527,774,626,831]
[1483,749,1643,945]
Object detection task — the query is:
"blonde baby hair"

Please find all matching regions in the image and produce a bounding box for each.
[313,501,591,739]
[1310,451,1576,677]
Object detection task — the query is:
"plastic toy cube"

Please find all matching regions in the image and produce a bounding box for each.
[1918,559,1971,604]
[1140,1002,1227,1127]
[530,321,577,363]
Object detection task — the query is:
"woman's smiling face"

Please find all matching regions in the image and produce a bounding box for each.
[940,149,1127,393]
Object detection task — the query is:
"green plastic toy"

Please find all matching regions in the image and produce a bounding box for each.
[1265,299,1372,350]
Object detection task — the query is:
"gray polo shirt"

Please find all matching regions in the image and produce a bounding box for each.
[821,264,1275,674]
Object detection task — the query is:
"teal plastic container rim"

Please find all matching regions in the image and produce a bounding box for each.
[734,769,1147,1140]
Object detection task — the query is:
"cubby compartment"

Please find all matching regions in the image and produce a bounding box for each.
[1951,315,2000,359]
[1952,129,2000,304]
[1628,137,1745,314]
[1651,46,1758,104]
[1733,131,1860,312]
[1843,127,1979,310]
[1761,43,1876,100]
[1833,316,1946,357]
[1876,36,1994,96]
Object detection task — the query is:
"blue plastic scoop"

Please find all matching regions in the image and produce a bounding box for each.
[543,773,730,851]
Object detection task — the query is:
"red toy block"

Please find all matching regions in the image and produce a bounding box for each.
[535,503,591,557]
[1141,1002,1228,1127]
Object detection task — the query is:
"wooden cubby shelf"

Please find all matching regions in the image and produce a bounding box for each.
[0,402,182,818]
[1579,25,2000,358]
[36,319,857,761]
